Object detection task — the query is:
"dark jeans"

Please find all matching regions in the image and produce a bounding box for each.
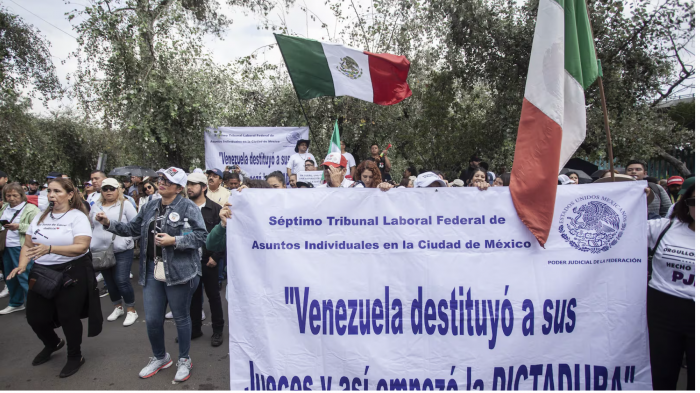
[191,263,225,334]
[27,261,89,359]
[101,249,135,307]
[648,287,695,390]
[143,259,199,360]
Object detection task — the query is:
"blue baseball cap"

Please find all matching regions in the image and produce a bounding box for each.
[206,168,223,178]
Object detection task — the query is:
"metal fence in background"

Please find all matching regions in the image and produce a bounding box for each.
[647,149,695,179]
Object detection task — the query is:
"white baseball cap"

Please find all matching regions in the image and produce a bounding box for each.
[187,172,208,186]
[415,172,447,188]
[101,178,120,189]
[157,167,188,188]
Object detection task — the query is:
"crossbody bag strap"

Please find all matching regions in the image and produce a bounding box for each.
[650,220,674,274]
[2,203,26,232]
[108,202,125,244]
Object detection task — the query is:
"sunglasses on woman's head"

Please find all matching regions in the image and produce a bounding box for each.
[102,186,117,192]
[685,198,695,207]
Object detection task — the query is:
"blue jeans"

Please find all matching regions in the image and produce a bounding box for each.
[102,249,135,307]
[143,259,199,360]
[3,247,32,307]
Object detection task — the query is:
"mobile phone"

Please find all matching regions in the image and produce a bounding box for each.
[0,220,9,226]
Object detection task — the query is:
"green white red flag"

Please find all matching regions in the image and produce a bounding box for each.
[275,34,412,105]
[510,0,600,247]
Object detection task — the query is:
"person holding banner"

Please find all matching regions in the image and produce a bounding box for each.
[319,153,354,188]
[287,139,317,178]
[350,160,392,191]
[95,167,207,384]
[647,184,695,390]
[265,171,286,189]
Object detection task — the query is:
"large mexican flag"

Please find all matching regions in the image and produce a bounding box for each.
[275,34,412,105]
[510,0,600,247]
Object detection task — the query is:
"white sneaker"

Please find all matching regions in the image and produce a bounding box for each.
[96,273,104,282]
[165,311,173,319]
[0,304,25,314]
[172,357,193,383]
[130,272,133,279]
[201,311,206,321]
[139,353,173,379]
[0,286,8,299]
[123,311,138,326]
[107,306,124,321]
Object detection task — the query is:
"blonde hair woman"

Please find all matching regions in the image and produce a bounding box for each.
[89,178,138,326]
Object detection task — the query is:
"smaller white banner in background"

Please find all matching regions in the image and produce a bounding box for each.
[204,127,310,181]
[296,171,324,186]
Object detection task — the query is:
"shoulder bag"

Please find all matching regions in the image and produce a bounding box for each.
[92,202,124,271]
[648,219,673,281]
[0,203,26,253]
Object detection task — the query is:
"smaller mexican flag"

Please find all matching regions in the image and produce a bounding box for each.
[328,120,341,155]
[275,34,412,105]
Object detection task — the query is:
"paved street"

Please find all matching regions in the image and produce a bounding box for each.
[0,258,230,390]
[0,257,689,390]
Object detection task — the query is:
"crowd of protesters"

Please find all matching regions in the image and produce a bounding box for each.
[0,141,694,389]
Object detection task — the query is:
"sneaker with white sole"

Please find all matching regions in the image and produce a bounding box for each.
[96,273,104,283]
[0,304,25,314]
[0,286,8,299]
[123,311,138,326]
[165,311,173,319]
[172,357,193,383]
[139,353,172,378]
[107,307,124,321]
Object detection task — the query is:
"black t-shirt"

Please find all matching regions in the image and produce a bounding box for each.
[146,203,167,260]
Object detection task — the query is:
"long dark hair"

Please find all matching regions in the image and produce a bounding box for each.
[469,167,488,184]
[670,184,695,225]
[38,178,88,224]
[498,172,511,186]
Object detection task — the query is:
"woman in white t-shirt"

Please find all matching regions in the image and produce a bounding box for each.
[90,178,138,326]
[647,184,695,390]
[7,178,99,379]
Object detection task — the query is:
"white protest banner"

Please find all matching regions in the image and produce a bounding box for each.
[227,182,651,390]
[204,127,309,180]
[296,170,324,186]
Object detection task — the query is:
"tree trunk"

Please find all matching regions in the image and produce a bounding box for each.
[658,150,692,177]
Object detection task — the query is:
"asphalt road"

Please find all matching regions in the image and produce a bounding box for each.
[0,257,230,390]
[0,257,689,390]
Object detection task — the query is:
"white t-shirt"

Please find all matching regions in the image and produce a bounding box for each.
[1,202,27,247]
[89,200,138,253]
[648,218,695,300]
[287,153,317,175]
[342,152,356,178]
[318,178,355,188]
[28,209,92,265]
[87,191,100,207]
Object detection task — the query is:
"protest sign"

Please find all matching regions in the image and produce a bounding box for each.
[296,170,324,186]
[204,127,309,180]
[227,182,651,390]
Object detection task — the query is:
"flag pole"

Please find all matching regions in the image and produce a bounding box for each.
[585,4,615,180]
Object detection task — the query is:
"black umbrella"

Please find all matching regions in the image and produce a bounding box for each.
[564,158,599,176]
[109,166,158,178]
[560,168,593,183]
[592,167,626,179]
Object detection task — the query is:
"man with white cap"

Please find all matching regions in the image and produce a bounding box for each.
[183,172,226,347]
[318,153,354,188]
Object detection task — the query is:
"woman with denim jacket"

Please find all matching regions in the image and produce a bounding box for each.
[96,167,207,384]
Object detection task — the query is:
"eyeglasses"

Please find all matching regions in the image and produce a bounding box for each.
[101,186,117,192]
[685,198,695,207]
[157,176,173,186]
